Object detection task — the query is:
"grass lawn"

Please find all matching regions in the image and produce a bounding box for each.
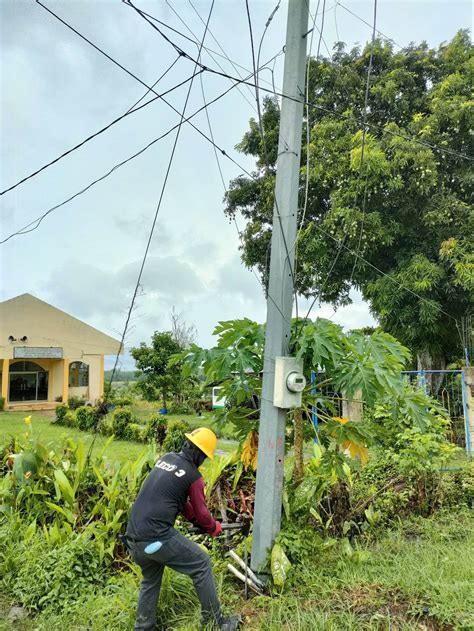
[1,508,472,630]
[0,411,236,461]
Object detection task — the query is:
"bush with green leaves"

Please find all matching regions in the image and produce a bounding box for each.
[145,413,167,445]
[162,419,191,453]
[98,415,114,436]
[112,407,133,439]
[169,401,194,415]
[76,405,96,432]
[68,395,86,411]
[124,422,146,443]
[112,395,134,407]
[54,403,69,425]
[0,396,5,411]
[11,529,107,613]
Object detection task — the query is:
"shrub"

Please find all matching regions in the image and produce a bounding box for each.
[124,423,146,443]
[112,407,133,439]
[76,406,96,432]
[63,411,77,428]
[0,396,5,411]
[98,416,114,436]
[162,420,191,453]
[54,403,69,425]
[11,531,107,613]
[68,395,86,411]
[145,414,167,445]
[112,396,134,407]
[169,401,194,415]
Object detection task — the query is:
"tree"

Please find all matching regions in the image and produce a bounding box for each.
[225,32,473,368]
[131,332,183,406]
[169,307,197,349]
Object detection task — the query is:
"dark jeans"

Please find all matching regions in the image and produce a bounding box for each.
[128,530,222,630]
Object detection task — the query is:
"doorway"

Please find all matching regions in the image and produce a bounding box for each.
[8,361,49,402]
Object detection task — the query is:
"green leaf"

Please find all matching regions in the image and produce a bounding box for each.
[271,543,292,586]
[53,469,75,506]
[45,501,75,524]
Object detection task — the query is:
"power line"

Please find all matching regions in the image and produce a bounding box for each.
[1,62,265,244]
[124,4,473,163]
[0,57,191,198]
[186,0,257,110]
[244,0,299,326]
[302,0,378,324]
[336,0,403,50]
[87,0,216,463]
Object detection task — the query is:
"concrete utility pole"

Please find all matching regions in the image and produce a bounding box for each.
[251,0,310,572]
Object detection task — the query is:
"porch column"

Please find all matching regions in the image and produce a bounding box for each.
[1,360,9,404]
[62,359,69,404]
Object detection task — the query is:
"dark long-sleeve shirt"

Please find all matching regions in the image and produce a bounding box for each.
[126,451,216,541]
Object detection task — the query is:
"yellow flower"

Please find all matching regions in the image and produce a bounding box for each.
[334,416,349,425]
[24,415,32,425]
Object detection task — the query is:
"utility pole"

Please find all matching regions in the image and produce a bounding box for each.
[251,0,309,572]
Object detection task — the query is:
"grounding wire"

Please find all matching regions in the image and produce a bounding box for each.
[86,0,216,463]
[0,57,191,198]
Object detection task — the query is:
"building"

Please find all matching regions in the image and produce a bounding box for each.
[0,294,121,411]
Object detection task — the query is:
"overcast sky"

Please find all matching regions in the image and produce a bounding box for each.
[1,0,471,369]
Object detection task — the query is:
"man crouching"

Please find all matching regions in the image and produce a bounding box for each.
[126,427,241,630]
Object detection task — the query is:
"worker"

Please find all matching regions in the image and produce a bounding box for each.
[126,427,241,631]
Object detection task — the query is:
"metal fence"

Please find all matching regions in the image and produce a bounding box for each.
[401,370,471,456]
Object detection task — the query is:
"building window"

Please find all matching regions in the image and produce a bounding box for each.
[69,362,89,387]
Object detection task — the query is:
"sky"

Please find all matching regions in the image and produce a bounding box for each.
[0,0,471,369]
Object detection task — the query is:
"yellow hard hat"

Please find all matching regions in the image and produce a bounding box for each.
[185,427,217,460]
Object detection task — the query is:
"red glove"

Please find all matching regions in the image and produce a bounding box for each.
[210,521,222,537]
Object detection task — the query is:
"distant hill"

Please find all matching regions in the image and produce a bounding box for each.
[104,370,139,383]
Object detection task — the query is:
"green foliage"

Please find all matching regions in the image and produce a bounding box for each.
[11,530,106,612]
[226,32,473,365]
[112,407,133,440]
[67,395,86,411]
[145,413,167,445]
[54,403,69,425]
[75,406,96,432]
[0,396,5,411]
[162,420,191,453]
[123,422,145,443]
[168,401,194,415]
[131,331,184,406]
[112,395,134,407]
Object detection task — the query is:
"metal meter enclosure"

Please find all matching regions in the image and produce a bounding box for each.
[273,357,306,408]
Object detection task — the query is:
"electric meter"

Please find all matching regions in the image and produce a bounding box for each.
[273,357,306,408]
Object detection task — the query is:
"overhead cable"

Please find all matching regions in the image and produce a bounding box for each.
[123,1,473,162]
[1,62,265,244]
[87,0,216,463]
[0,57,191,197]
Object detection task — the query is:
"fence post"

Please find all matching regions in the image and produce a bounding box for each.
[462,368,474,457]
[342,390,363,422]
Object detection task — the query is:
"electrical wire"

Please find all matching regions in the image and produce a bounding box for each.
[167,0,256,112]
[347,0,378,286]
[122,5,473,163]
[302,0,378,323]
[0,57,189,198]
[86,0,216,463]
[243,0,299,332]
[336,0,403,50]
[1,58,271,244]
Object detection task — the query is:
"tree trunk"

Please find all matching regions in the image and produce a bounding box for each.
[416,349,448,396]
[293,407,304,483]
